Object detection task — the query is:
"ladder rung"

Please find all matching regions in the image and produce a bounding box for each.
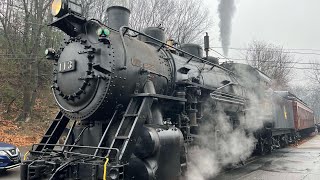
[124,114,138,117]
[116,136,129,140]
[53,119,61,121]
[43,135,51,138]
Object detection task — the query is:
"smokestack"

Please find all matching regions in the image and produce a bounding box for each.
[218,0,236,56]
[107,0,130,30]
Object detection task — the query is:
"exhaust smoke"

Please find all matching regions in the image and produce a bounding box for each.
[218,0,236,56]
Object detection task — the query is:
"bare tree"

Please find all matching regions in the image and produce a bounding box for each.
[290,85,320,123]
[246,41,294,90]
[308,60,320,85]
[0,0,53,121]
[306,61,320,121]
[83,0,212,44]
[131,0,212,43]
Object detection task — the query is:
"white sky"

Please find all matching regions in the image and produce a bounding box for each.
[205,0,320,86]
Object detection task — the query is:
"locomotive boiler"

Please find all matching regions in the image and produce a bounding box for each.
[20,1,284,180]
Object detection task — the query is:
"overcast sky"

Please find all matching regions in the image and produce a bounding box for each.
[205,0,320,85]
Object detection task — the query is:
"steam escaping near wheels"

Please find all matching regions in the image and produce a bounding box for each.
[187,93,271,179]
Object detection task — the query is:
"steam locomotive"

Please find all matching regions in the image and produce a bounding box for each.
[21,1,316,180]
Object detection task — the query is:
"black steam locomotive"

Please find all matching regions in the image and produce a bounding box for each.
[21,1,315,180]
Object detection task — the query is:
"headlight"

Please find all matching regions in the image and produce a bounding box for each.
[51,0,82,18]
[0,150,8,156]
[51,0,63,17]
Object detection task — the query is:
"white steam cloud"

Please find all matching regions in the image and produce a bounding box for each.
[187,92,273,179]
[218,0,236,56]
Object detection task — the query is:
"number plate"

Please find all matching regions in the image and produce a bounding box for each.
[58,60,76,73]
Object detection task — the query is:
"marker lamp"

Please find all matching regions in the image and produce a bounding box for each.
[97,28,110,37]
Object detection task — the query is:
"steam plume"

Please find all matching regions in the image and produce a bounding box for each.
[218,0,236,56]
[187,91,273,179]
[187,109,256,179]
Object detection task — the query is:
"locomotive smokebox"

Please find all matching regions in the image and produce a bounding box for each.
[107,0,130,30]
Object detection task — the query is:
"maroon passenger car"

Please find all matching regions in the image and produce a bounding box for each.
[292,99,315,135]
[276,91,315,136]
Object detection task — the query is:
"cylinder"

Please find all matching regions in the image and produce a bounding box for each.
[107,5,130,30]
[134,127,160,159]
